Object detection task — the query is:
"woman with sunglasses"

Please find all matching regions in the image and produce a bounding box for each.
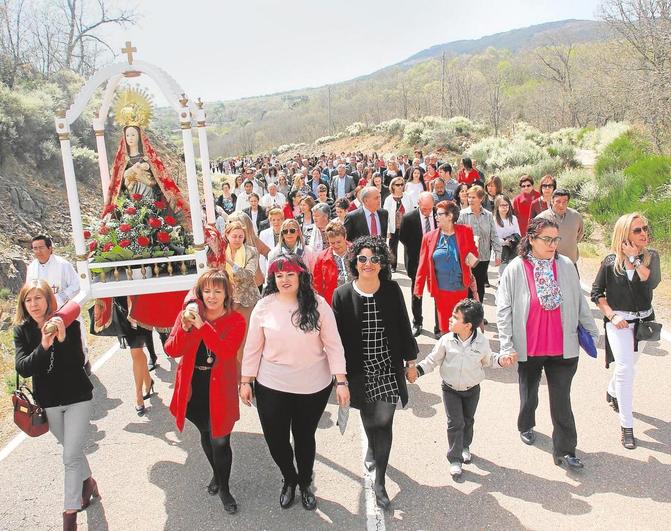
[512,175,540,236]
[383,176,415,272]
[591,213,660,449]
[529,175,556,219]
[332,237,418,511]
[240,254,348,510]
[496,217,598,469]
[268,218,317,273]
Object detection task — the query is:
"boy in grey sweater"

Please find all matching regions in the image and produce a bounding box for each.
[412,299,516,478]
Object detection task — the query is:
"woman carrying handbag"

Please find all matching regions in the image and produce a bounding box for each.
[14,280,98,531]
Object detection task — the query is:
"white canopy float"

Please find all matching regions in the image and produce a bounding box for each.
[54,42,218,301]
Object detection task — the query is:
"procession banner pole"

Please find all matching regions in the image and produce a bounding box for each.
[195,98,216,225]
[178,95,205,247]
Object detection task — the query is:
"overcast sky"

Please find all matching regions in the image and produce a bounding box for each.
[104,0,603,104]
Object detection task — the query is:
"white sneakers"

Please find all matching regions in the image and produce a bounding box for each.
[462,447,472,464]
[449,462,462,478]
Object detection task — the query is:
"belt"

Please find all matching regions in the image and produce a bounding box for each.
[194,365,212,371]
[443,381,475,392]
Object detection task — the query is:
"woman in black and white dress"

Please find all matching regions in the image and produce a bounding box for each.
[332,236,418,511]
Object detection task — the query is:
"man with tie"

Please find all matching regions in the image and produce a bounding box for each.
[399,192,439,337]
[343,187,388,243]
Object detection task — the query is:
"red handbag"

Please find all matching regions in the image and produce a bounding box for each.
[12,376,49,437]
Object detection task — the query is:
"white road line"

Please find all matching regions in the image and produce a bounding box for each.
[361,421,385,531]
[0,342,120,463]
[580,281,671,344]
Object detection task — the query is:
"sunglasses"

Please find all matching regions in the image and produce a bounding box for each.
[393,183,403,187]
[281,228,298,235]
[632,225,649,235]
[521,184,533,189]
[356,255,381,264]
[535,235,562,246]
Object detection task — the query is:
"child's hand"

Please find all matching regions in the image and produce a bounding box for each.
[499,354,517,367]
[405,366,418,383]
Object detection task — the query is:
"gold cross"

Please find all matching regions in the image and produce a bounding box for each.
[121,41,137,65]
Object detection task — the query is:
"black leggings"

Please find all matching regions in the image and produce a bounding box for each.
[194,427,233,496]
[471,260,490,302]
[255,381,332,487]
[360,401,397,487]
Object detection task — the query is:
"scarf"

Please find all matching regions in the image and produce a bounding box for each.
[527,255,562,311]
[225,244,246,279]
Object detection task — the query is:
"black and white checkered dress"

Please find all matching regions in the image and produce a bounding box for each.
[357,287,399,404]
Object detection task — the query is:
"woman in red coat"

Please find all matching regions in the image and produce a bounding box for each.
[312,221,351,305]
[414,200,478,334]
[164,269,246,515]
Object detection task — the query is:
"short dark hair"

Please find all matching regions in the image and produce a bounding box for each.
[519,175,534,186]
[552,188,570,200]
[462,157,473,170]
[435,200,461,223]
[31,235,52,248]
[334,198,350,210]
[454,298,484,329]
[439,163,452,174]
[249,192,260,200]
[347,236,392,280]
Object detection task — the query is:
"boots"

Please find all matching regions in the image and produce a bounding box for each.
[81,476,100,509]
[621,427,636,450]
[63,511,77,531]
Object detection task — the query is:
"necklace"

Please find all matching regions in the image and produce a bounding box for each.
[206,347,215,365]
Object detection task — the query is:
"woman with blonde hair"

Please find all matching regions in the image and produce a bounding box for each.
[14,280,97,530]
[384,176,415,272]
[591,213,661,449]
[228,211,270,289]
[268,218,317,273]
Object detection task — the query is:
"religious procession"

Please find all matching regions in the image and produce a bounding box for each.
[3,4,668,530]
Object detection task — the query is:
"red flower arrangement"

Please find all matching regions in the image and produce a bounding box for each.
[137,236,150,247]
[148,217,162,229]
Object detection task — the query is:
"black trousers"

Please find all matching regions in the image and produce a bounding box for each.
[470,260,490,302]
[409,274,440,331]
[389,230,401,270]
[255,381,332,487]
[518,356,579,457]
[442,383,481,463]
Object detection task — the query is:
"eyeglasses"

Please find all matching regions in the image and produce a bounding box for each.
[521,183,533,189]
[535,235,562,246]
[632,225,649,235]
[541,184,555,189]
[356,255,381,264]
[281,228,298,235]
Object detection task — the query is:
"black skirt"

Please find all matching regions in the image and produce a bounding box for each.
[185,341,214,432]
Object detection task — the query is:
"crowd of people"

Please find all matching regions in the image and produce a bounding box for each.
[13,149,661,529]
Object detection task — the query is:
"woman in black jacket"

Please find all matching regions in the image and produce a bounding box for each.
[14,280,97,531]
[331,237,418,511]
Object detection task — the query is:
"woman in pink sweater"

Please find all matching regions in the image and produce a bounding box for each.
[240,254,349,511]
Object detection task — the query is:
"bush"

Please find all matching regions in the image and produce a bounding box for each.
[581,122,631,152]
[345,122,367,137]
[372,118,409,136]
[315,135,337,145]
[71,146,98,182]
[547,143,576,166]
[403,121,425,146]
[557,167,593,197]
[594,130,650,177]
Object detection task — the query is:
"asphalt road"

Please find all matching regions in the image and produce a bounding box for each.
[1,258,669,530]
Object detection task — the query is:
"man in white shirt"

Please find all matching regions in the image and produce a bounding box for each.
[235,180,256,212]
[259,208,284,275]
[27,235,90,372]
[260,182,286,210]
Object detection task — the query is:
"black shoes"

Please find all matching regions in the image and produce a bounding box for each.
[607,392,619,413]
[300,485,317,510]
[219,491,237,514]
[412,324,422,337]
[520,429,536,445]
[364,447,376,472]
[207,476,219,495]
[433,328,442,339]
[553,454,584,469]
[148,360,157,372]
[621,427,636,449]
[279,481,296,509]
[143,379,155,400]
[135,404,145,417]
[374,484,391,511]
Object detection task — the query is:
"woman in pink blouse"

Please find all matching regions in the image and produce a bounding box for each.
[240,254,349,511]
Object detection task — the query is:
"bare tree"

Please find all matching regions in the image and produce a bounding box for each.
[535,43,583,127]
[0,0,28,86]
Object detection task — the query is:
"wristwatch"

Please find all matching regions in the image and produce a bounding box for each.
[633,258,642,268]
[336,381,349,387]
[628,255,637,264]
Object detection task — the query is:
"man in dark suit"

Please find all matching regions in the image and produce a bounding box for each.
[398,191,438,337]
[243,193,268,235]
[307,167,328,199]
[330,164,356,201]
[343,187,388,243]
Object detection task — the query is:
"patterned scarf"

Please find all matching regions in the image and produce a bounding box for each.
[527,255,562,311]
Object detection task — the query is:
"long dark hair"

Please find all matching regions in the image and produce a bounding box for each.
[518,218,559,258]
[347,236,393,281]
[494,194,515,227]
[263,254,321,333]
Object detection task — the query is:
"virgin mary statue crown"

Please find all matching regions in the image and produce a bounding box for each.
[112,87,154,129]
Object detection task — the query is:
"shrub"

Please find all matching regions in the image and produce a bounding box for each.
[71,146,99,182]
[557,167,593,197]
[547,143,576,166]
[581,122,631,152]
[403,121,425,146]
[372,118,409,136]
[315,135,337,145]
[594,130,650,177]
[345,122,368,137]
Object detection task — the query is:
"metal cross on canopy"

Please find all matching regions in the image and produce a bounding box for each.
[121,41,137,64]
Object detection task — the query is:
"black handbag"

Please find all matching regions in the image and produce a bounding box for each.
[88,298,133,337]
[623,271,661,342]
[501,233,521,263]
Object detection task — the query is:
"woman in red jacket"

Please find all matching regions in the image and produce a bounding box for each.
[312,221,351,305]
[164,269,246,515]
[414,200,478,334]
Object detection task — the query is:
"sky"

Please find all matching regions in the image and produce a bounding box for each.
[103,0,603,104]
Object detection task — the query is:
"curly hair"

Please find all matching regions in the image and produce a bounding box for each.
[518,217,559,258]
[263,254,321,333]
[346,236,392,281]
